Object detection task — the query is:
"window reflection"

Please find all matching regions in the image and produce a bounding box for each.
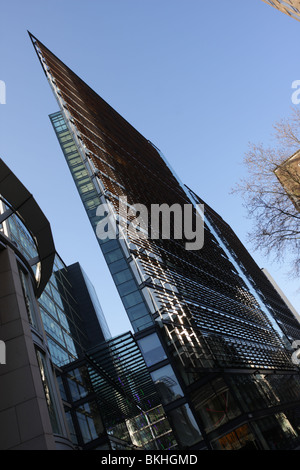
[76,402,104,444]
[211,424,259,450]
[19,269,39,329]
[151,365,183,405]
[36,349,61,435]
[138,333,167,367]
[168,404,203,447]
[191,378,241,433]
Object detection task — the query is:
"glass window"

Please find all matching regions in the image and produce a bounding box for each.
[76,402,104,444]
[36,349,61,435]
[168,404,202,447]
[114,269,132,285]
[64,332,77,357]
[19,269,39,329]
[138,333,167,367]
[67,367,91,401]
[65,411,78,445]
[47,338,70,367]
[151,365,183,405]
[118,280,137,296]
[109,258,128,274]
[56,375,67,402]
[101,239,119,254]
[105,248,123,264]
[132,317,154,332]
[51,285,64,309]
[126,302,149,320]
[123,290,143,309]
[56,306,71,332]
[191,378,241,434]
[252,414,299,450]
[40,307,64,343]
[211,424,259,450]
[39,291,58,320]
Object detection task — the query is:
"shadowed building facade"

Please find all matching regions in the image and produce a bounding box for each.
[0,158,71,449]
[29,32,300,450]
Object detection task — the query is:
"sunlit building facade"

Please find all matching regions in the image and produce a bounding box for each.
[274,151,300,211]
[30,32,300,450]
[261,0,300,21]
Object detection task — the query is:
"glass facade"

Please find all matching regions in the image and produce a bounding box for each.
[30,33,300,450]
[38,255,81,367]
[0,186,70,445]
[137,333,167,367]
[58,332,177,450]
[36,43,299,374]
[50,111,154,333]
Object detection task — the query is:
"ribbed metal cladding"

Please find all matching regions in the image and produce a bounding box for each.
[30,32,298,373]
[85,332,162,423]
[188,187,300,346]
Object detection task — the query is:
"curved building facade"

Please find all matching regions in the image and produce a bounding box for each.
[0,159,73,450]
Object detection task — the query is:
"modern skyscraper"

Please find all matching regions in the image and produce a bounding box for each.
[261,0,300,21]
[64,262,111,346]
[30,32,300,450]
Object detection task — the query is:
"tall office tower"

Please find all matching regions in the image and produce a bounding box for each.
[261,0,300,21]
[63,262,111,347]
[30,33,300,450]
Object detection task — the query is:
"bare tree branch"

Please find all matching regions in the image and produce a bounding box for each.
[232,107,300,277]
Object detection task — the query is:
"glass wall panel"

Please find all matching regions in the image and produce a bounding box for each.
[114,269,132,285]
[251,413,299,450]
[36,349,61,435]
[19,269,39,329]
[47,338,70,367]
[211,424,259,450]
[168,404,203,447]
[65,411,78,445]
[123,291,143,309]
[191,378,241,434]
[76,402,104,444]
[127,303,149,320]
[150,365,183,405]
[138,333,167,367]
[67,367,92,401]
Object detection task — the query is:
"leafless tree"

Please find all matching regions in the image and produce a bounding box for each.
[232,106,300,276]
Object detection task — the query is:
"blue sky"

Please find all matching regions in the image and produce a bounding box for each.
[1,0,300,336]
